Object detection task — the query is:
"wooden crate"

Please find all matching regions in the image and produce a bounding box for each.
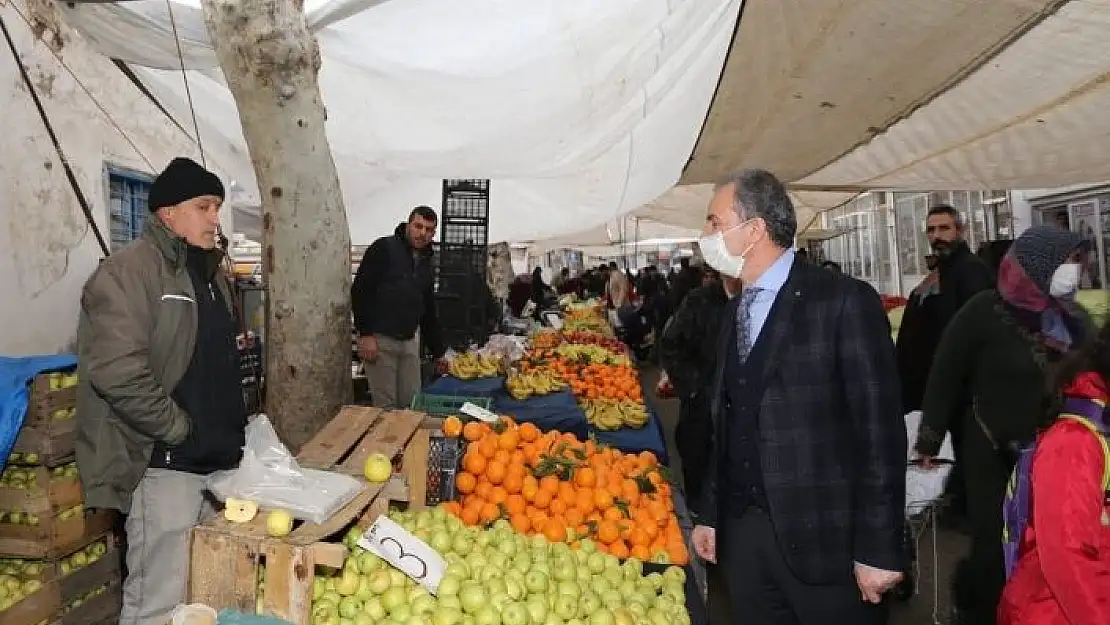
[10,420,77,469]
[0,468,82,517]
[188,406,434,625]
[0,537,120,625]
[25,374,77,427]
[0,510,114,560]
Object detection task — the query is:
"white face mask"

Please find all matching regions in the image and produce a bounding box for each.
[698,220,755,279]
[1049,262,1081,299]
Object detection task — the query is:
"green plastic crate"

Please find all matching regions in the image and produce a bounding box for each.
[410,392,492,417]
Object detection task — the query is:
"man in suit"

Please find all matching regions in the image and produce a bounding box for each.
[691,169,907,625]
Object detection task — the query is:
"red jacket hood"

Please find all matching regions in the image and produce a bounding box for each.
[1062,371,1110,403]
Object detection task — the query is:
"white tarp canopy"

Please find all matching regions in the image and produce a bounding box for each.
[50,0,1110,248]
[58,0,743,244]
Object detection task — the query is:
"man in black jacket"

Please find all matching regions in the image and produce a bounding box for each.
[895,205,992,521]
[352,207,445,409]
[692,169,906,625]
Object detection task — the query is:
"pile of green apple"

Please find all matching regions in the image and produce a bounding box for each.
[6,453,41,467]
[63,581,110,612]
[0,574,43,611]
[0,539,107,582]
[46,372,78,391]
[49,462,79,482]
[0,462,75,490]
[49,407,77,421]
[295,506,690,625]
[0,509,41,527]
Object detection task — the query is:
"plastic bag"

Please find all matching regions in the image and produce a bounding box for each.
[904,411,955,517]
[206,415,363,524]
[479,335,527,363]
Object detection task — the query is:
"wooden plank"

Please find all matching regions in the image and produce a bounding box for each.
[296,406,384,469]
[12,421,77,468]
[400,429,430,511]
[58,541,120,602]
[58,583,121,625]
[0,469,82,514]
[0,509,114,559]
[338,410,424,475]
[188,527,260,615]
[262,542,312,625]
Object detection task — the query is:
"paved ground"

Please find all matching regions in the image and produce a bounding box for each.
[641,368,967,625]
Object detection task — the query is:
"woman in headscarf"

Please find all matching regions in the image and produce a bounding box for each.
[997,317,1110,625]
[914,225,1092,624]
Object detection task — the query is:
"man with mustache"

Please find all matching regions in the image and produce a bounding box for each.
[895,204,993,523]
[76,157,247,625]
[352,206,445,409]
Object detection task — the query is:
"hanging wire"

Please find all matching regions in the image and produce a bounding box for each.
[164,0,206,168]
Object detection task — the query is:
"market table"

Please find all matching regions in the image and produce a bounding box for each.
[422,374,670,463]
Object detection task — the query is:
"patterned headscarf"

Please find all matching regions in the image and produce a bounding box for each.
[996,225,1084,352]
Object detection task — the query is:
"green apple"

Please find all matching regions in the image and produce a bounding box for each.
[587,609,615,625]
[439,595,463,611]
[662,566,685,587]
[459,585,489,615]
[387,570,407,588]
[500,602,529,625]
[357,552,383,574]
[412,594,436,615]
[338,597,362,619]
[451,533,473,556]
[523,570,548,594]
[438,574,462,597]
[380,587,406,613]
[524,597,547,623]
[366,570,391,595]
[446,562,470,580]
[644,608,669,625]
[387,603,411,623]
[353,613,375,625]
[472,605,500,625]
[503,577,524,601]
[586,552,607,575]
[430,531,452,554]
[578,591,601,618]
[431,606,463,625]
[553,594,577,620]
[363,597,387,621]
[600,590,623,610]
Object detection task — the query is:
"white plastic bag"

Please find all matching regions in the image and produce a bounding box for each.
[904,411,955,516]
[206,415,363,524]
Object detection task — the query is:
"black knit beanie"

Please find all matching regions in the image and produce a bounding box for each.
[1008,225,1084,294]
[148,157,225,212]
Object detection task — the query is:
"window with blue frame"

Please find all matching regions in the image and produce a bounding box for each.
[108,168,153,251]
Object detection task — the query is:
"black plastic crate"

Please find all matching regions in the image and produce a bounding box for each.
[441,221,488,246]
[442,179,490,221]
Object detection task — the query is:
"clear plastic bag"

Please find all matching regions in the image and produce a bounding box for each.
[206,415,363,524]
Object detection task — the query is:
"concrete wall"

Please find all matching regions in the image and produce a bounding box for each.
[0,0,233,356]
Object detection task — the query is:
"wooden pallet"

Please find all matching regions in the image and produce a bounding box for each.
[188,406,434,625]
[0,510,114,559]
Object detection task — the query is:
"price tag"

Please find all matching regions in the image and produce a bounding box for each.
[357,516,446,595]
[460,402,499,423]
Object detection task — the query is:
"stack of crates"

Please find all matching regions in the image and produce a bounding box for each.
[409,393,493,506]
[436,179,492,350]
[0,369,121,625]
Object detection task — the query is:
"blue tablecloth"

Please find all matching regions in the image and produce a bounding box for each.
[0,355,78,468]
[422,374,669,464]
[423,375,505,398]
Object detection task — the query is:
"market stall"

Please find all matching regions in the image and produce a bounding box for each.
[421,303,671,463]
[184,403,706,625]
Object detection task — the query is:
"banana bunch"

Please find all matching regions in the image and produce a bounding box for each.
[448,352,501,380]
[505,371,567,400]
[583,399,650,430]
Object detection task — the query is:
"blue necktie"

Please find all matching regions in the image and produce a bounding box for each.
[736,287,761,362]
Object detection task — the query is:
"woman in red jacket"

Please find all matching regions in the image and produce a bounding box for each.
[998,327,1110,624]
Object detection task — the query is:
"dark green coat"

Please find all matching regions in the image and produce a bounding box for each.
[76,218,233,512]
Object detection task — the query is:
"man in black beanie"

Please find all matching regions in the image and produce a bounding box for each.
[76,157,247,625]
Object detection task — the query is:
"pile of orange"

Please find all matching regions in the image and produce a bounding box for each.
[563,362,642,403]
[440,418,688,566]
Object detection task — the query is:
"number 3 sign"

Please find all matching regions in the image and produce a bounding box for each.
[357,516,446,595]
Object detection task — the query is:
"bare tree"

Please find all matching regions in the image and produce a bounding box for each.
[201,0,351,448]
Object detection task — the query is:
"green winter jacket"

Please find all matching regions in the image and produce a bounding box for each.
[75,217,233,512]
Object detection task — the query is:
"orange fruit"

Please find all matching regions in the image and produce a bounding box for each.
[539,476,560,493]
[461,505,480,526]
[505,494,527,515]
[521,476,540,502]
[498,429,521,452]
[543,519,566,543]
[456,472,478,495]
[479,503,500,524]
[631,544,651,561]
[502,472,524,495]
[486,462,507,485]
[489,486,508,505]
[597,520,620,544]
[533,489,553,510]
[519,423,540,442]
[609,540,629,559]
[462,452,487,476]
[442,416,463,438]
[510,513,531,534]
[574,467,597,489]
[593,488,614,510]
[476,436,498,459]
[462,421,485,442]
[549,499,568,517]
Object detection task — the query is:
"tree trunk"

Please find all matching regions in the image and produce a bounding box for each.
[201,0,351,449]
